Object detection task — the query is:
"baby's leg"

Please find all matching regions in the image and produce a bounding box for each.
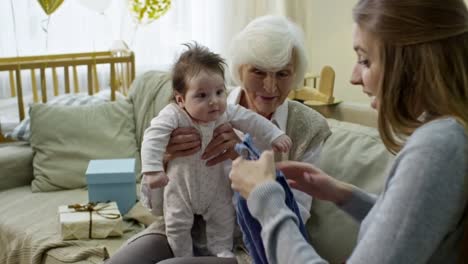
[165,188,195,257]
[204,199,236,257]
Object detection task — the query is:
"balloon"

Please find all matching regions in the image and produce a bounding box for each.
[129,0,171,25]
[78,0,112,13]
[37,0,64,15]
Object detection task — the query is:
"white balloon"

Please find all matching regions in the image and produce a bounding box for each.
[78,0,111,13]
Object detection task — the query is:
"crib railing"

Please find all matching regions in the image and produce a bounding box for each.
[0,51,135,121]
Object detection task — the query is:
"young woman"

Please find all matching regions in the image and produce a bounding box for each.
[230,0,468,263]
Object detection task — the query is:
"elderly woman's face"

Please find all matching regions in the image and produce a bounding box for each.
[239,63,295,118]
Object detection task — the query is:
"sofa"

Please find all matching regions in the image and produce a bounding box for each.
[0,71,394,264]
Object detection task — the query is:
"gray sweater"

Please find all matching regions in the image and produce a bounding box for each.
[247,118,467,264]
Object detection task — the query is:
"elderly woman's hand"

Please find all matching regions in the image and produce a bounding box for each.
[202,123,241,166]
[230,151,276,199]
[164,127,201,166]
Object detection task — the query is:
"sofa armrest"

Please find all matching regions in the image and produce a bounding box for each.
[0,142,34,190]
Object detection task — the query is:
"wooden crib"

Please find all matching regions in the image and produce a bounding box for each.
[0,50,135,120]
[0,50,135,142]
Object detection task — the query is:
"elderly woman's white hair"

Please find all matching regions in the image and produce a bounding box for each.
[229,15,308,89]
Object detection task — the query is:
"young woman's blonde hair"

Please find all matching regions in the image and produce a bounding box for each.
[353,0,468,154]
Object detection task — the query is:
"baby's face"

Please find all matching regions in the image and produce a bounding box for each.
[176,70,227,123]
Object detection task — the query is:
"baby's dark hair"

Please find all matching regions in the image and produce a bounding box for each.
[172,42,226,96]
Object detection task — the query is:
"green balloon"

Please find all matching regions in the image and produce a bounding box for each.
[37,0,64,15]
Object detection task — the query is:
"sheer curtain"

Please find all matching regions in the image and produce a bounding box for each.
[0,0,229,97]
[0,0,312,98]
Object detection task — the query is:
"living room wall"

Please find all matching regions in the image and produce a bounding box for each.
[301,0,468,105]
[308,0,361,104]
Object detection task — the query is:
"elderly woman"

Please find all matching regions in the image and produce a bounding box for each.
[107,15,330,264]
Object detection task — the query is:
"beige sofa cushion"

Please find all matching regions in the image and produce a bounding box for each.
[307,119,394,263]
[0,142,33,191]
[29,100,138,192]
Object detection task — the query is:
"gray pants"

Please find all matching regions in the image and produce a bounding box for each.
[105,233,237,264]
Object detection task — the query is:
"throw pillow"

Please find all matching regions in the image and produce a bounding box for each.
[29,100,137,192]
[6,93,107,141]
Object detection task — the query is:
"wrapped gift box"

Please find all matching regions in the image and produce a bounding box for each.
[58,201,123,240]
[86,158,137,215]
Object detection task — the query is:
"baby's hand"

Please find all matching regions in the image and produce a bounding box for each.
[272,134,292,153]
[144,171,169,189]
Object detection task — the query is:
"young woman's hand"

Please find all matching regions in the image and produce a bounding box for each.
[276,161,353,205]
[230,151,276,199]
[202,123,241,166]
[164,127,201,165]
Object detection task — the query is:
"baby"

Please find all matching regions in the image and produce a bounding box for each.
[140,43,291,257]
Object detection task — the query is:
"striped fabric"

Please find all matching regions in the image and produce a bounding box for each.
[6,94,107,141]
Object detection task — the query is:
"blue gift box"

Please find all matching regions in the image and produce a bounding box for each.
[86,158,137,215]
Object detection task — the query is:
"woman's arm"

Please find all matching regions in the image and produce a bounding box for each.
[338,187,378,222]
[276,160,354,205]
[346,119,467,263]
[230,151,328,263]
[231,120,466,263]
[249,181,328,264]
[230,152,373,263]
[277,159,378,222]
[293,143,322,223]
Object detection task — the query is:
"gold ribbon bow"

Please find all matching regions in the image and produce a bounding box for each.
[67,202,121,239]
